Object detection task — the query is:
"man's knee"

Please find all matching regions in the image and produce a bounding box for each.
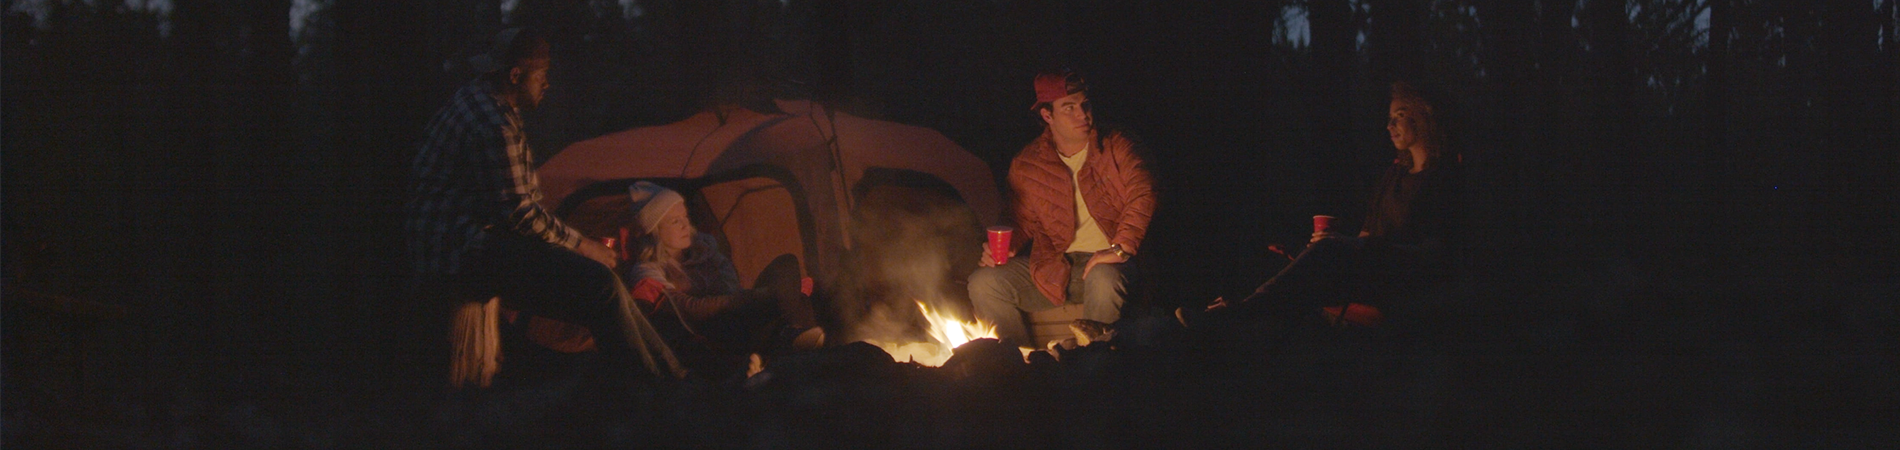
[574,261,622,295]
[545,260,625,317]
[1083,263,1129,293]
[967,267,1010,303]
[1080,264,1131,317]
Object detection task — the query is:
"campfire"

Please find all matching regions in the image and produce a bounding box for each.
[866,301,1000,367]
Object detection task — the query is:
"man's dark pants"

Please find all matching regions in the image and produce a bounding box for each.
[429,231,683,380]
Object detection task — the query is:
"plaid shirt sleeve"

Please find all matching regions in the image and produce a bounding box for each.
[479,108,584,250]
[410,82,585,275]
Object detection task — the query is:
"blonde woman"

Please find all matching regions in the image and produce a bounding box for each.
[514,182,822,378]
[620,182,824,365]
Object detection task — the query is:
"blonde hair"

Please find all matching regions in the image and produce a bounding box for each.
[631,219,698,286]
[1390,81,1451,168]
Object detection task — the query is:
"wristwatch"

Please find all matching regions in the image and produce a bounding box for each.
[1109,244,1128,259]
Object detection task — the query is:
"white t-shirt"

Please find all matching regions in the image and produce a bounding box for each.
[1059,146,1113,253]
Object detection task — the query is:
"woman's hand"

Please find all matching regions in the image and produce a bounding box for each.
[977,243,1017,268]
[578,238,619,269]
[1205,296,1231,312]
[1309,231,1348,244]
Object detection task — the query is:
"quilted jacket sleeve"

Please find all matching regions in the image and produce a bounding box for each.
[1006,157,1041,252]
[1106,135,1155,254]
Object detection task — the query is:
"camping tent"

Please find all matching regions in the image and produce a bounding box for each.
[537,99,1003,288]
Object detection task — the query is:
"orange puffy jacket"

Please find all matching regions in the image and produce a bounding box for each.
[1007,128,1155,305]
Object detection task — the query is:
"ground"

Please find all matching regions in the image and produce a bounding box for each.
[8,272,1895,448]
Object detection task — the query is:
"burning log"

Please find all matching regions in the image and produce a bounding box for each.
[865,301,1016,367]
[756,341,905,385]
[939,338,1028,382]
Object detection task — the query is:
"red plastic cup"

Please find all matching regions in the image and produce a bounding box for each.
[1312,215,1337,234]
[599,236,619,258]
[986,226,1014,265]
[799,277,814,296]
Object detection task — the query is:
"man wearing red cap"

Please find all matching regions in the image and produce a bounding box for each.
[969,69,1156,347]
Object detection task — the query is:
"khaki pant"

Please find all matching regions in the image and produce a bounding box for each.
[967,252,1133,346]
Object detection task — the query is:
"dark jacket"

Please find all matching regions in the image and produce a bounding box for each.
[1355,160,1461,304]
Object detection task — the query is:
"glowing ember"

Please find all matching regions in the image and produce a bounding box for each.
[871,301,998,366]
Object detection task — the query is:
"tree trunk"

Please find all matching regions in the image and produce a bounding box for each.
[1815,0,1893,275]
[1581,0,1644,252]
[1303,0,1360,220]
[1473,0,1542,280]
[1526,0,1579,257]
[1704,0,1733,266]
[1364,0,1425,82]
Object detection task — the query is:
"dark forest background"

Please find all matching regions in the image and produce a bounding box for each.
[4,0,1897,447]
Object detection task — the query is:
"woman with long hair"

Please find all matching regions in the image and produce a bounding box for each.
[1178,80,1461,335]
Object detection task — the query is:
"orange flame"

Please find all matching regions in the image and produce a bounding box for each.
[870,301,998,367]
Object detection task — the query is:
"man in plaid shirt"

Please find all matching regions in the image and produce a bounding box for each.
[408,28,683,380]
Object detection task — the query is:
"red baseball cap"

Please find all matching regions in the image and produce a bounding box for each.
[1034,72,1071,105]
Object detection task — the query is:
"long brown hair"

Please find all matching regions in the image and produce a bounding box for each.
[1390,81,1452,169]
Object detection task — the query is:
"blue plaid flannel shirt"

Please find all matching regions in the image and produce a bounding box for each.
[407,80,582,275]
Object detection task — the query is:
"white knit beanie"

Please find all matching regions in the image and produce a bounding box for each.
[628,181,684,233]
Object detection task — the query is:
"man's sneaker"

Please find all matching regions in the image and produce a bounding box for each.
[1069,319,1114,346]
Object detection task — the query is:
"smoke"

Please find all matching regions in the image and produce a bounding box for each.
[829,181,984,352]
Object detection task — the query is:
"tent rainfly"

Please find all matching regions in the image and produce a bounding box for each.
[537,99,1003,287]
